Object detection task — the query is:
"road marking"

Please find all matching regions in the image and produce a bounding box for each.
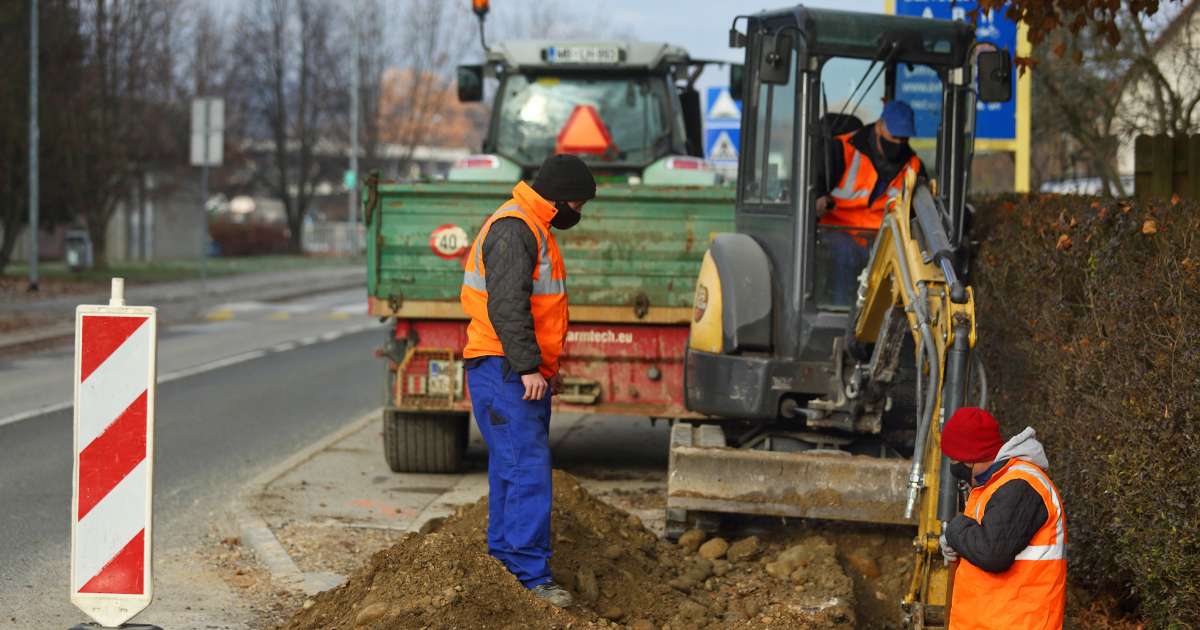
[205,308,234,321]
[331,302,368,314]
[159,350,268,383]
[0,324,380,429]
[0,400,74,428]
[267,311,291,321]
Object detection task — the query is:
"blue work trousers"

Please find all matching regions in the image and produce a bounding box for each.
[465,357,553,588]
[826,230,870,306]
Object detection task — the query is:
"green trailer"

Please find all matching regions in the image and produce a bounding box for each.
[366,179,734,473]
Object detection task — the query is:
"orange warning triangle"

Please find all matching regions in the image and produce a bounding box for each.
[555,105,616,156]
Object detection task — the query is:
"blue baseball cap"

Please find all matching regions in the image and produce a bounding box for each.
[881,101,915,138]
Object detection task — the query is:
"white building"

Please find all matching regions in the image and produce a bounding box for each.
[1114,0,1200,179]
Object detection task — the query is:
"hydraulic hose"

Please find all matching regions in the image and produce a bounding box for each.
[972,351,989,410]
[877,213,943,520]
[905,292,940,519]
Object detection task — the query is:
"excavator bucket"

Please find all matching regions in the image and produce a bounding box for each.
[667,424,916,527]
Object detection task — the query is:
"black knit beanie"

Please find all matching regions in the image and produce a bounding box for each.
[531,154,596,202]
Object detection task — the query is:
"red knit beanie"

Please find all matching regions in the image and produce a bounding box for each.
[942,407,1004,463]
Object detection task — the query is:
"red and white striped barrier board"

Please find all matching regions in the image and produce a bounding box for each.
[70,279,157,627]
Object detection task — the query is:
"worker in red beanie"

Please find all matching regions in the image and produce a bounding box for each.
[940,408,1067,629]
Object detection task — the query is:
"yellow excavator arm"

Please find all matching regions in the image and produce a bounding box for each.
[852,169,976,627]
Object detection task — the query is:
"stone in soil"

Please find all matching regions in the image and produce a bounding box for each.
[576,567,600,604]
[727,536,761,563]
[677,528,706,553]
[697,537,729,560]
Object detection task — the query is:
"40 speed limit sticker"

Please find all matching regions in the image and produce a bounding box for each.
[429,224,470,260]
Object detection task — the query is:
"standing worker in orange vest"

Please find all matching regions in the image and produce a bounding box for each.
[815,100,925,304]
[939,408,1067,629]
[460,154,595,608]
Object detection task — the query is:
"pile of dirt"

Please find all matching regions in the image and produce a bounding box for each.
[281,471,858,630]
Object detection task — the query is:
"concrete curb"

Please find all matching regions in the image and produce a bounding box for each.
[406,473,490,534]
[233,409,378,596]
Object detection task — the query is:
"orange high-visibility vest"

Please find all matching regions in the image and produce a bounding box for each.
[950,459,1067,630]
[461,181,568,378]
[821,131,922,230]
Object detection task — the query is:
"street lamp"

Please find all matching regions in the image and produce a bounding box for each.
[28,0,39,292]
[348,0,360,255]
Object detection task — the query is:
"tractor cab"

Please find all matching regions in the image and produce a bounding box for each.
[687,6,1011,428]
[452,39,721,186]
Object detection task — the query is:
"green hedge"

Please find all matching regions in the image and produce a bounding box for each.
[970,195,1200,627]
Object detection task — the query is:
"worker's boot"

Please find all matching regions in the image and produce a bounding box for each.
[530,581,574,608]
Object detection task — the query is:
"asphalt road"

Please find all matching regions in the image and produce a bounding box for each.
[0,289,385,628]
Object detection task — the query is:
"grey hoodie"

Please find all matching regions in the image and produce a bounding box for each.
[993,426,1050,471]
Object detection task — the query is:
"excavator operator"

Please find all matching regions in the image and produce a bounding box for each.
[815,100,925,304]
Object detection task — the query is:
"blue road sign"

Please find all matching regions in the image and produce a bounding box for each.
[894,0,1018,141]
[705,128,740,164]
[705,87,741,127]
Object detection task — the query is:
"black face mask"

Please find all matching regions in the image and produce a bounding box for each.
[881,138,908,164]
[949,462,974,484]
[551,202,582,230]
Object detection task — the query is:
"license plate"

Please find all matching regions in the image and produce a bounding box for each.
[427,360,463,397]
[545,45,621,64]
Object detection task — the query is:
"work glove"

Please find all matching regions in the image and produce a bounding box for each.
[940,533,959,565]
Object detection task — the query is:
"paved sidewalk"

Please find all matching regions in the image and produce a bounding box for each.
[0,265,365,353]
[236,410,669,598]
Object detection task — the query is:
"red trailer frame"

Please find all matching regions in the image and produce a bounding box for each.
[382,317,701,420]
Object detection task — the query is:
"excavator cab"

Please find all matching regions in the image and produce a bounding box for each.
[672,6,1012,627]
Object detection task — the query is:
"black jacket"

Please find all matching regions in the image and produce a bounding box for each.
[945,460,1050,573]
[479,217,542,375]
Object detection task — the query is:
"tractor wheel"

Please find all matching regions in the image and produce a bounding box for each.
[382,409,468,473]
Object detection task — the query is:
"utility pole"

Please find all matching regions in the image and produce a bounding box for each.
[348,0,360,255]
[191,98,223,287]
[28,0,39,292]
[201,144,209,285]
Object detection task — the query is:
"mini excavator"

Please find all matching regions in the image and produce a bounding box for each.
[670,6,1013,627]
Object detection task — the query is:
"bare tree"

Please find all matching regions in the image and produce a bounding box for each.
[185,2,229,98]
[55,0,181,268]
[1118,2,1200,138]
[354,0,388,172]
[379,0,474,178]
[233,0,342,252]
[1031,31,1127,194]
[1031,2,1198,195]
[0,0,40,274]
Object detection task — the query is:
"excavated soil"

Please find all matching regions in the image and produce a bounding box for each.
[280,471,872,630]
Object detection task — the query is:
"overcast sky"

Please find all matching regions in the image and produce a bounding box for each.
[588,0,886,92]
[602,0,886,62]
